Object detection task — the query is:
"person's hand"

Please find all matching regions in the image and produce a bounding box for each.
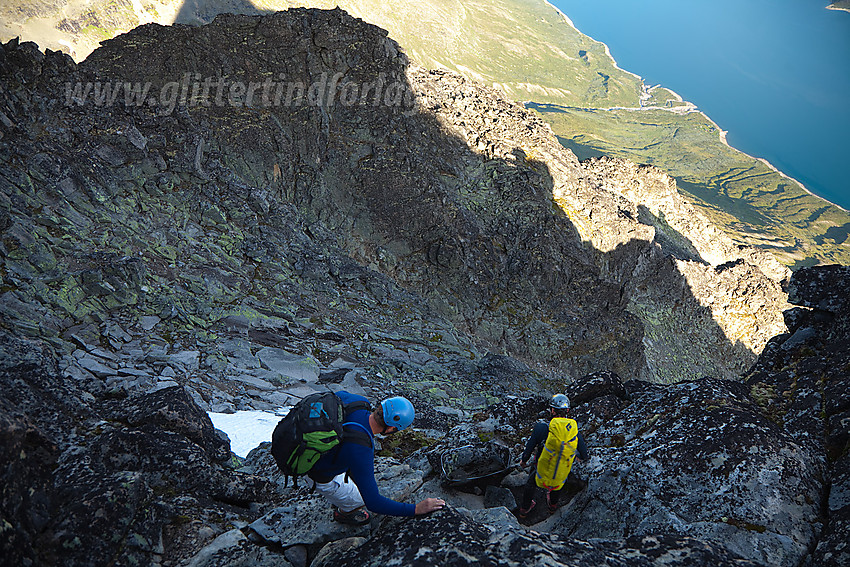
[415,498,446,515]
[519,460,527,469]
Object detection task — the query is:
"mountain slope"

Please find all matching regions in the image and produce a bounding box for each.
[1,0,847,267]
[1,12,847,567]
[1,6,787,384]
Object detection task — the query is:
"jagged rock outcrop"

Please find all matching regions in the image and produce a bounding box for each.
[0,333,278,567]
[580,156,790,382]
[68,9,644,380]
[253,268,842,567]
[226,368,829,567]
[560,376,822,567]
[745,264,850,567]
[311,506,767,567]
[1,264,847,567]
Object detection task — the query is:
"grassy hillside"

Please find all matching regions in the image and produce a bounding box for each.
[532,102,850,266]
[3,0,848,266]
[312,0,643,108]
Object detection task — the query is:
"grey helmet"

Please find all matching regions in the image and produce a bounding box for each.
[550,393,570,410]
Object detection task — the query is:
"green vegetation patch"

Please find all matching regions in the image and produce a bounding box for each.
[377,428,439,460]
[531,103,850,266]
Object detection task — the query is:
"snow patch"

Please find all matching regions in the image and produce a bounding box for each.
[208,408,291,458]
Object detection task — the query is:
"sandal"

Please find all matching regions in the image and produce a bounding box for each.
[333,506,371,526]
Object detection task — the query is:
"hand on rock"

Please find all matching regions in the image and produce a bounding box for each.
[415,498,446,515]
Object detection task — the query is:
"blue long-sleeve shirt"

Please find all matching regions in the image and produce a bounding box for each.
[309,391,416,517]
[521,419,589,464]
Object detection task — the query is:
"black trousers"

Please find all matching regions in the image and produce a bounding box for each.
[520,469,584,509]
[521,469,561,509]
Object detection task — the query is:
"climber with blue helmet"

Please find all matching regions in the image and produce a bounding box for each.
[307,391,445,525]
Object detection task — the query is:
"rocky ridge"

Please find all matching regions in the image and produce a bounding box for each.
[4,0,848,270]
[1,9,786,387]
[0,8,845,567]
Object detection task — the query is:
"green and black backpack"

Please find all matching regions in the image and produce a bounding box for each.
[270,392,372,485]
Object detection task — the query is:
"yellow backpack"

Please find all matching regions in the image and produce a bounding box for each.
[535,417,579,490]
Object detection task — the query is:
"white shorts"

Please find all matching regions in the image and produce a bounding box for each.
[308,473,365,513]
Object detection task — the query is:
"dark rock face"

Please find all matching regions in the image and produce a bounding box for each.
[557,376,823,567]
[311,506,766,567]
[565,369,629,407]
[787,264,850,314]
[0,333,276,567]
[0,339,69,566]
[103,385,231,463]
[744,265,850,567]
[72,8,643,380]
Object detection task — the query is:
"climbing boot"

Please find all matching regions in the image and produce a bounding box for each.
[546,490,558,513]
[333,506,371,526]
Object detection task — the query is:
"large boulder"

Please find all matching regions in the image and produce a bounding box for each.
[554,377,823,567]
[0,334,277,567]
[245,456,424,550]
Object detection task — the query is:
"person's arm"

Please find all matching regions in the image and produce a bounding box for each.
[520,421,549,465]
[576,430,589,461]
[345,444,416,517]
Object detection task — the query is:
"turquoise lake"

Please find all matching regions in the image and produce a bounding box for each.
[552,0,850,211]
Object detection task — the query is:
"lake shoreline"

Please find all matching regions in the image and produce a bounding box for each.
[543,0,848,213]
[827,3,850,15]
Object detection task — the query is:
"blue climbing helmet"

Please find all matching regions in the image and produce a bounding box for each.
[381,396,415,431]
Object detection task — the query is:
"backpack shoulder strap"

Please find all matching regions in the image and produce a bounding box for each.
[342,399,371,415]
[341,421,374,449]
